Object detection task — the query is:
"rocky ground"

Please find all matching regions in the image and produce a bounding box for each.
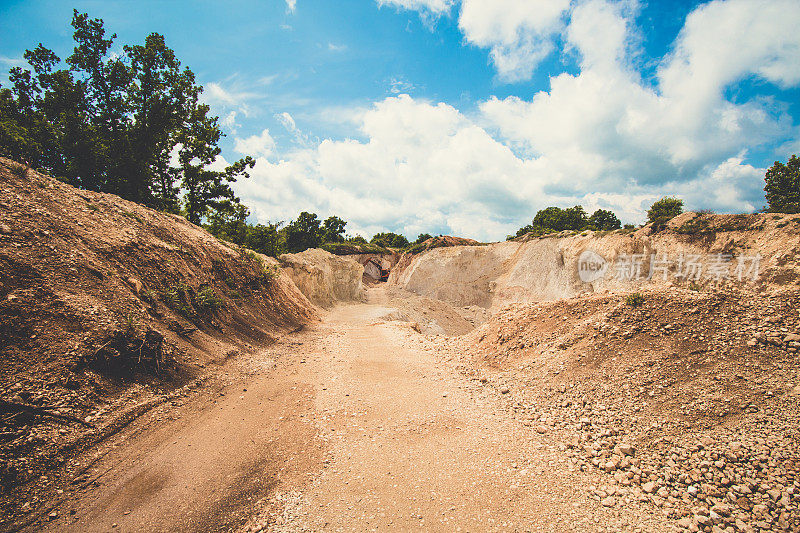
[448,285,800,532]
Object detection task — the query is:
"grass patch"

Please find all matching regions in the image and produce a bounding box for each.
[321,242,391,255]
[196,286,222,309]
[122,210,144,223]
[9,163,28,178]
[625,292,645,307]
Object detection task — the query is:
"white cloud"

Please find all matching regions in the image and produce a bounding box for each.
[327,42,347,52]
[235,95,536,240]
[285,0,296,13]
[480,0,798,192]
[229,0,798,240]
[234,129,277,159]
[457,0,570,81]
[201,80,263,118]
[376,0,454,16]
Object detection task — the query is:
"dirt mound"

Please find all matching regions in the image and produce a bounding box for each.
[390,214,800,310]
[451,285,800,531]
[279,249,365,307]
[0,158,317,492]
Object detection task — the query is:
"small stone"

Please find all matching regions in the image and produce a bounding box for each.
[642,481,656,494]
[48,511,58,520]
[601,496,616,507]
[617,443,635,456]
[500,387,510,394]
[710,504,731,517]
[0,224,10,234]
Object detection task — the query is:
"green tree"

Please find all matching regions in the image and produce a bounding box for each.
[247,222,285,257]
[285,212,323,253]
[764,155,800,213]
[0,10,254,223]
[647,197,684,226]
[531,206,588,231]
[370,232,410,248]
[322,216,347,243]
[413,233,433,245]
[588,209,621,230]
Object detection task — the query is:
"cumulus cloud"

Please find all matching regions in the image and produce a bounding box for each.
[481,0,799,191]
[285,0,296,13]
[234,129,276,159]
[458,0,571,81]
[235,95,537,240]
[231,0,799,240]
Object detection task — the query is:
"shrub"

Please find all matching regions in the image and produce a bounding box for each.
[196,286,222,309]
[764,155,800,213]
[625,292,645,307]
[647,197,684,227]
[9,163,28,178]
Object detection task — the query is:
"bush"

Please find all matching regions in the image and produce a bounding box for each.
[764,155,800,213]
[196,286,222,309]
[9,163,28,178]
[370,232,409,249]
[625,292,645,307]
[647,197,683,227]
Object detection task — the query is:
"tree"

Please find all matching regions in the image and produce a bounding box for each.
[531,206,588,232]
[0,10,254,222]
[532,207,564,230]
[647,197,683,226]
[246,222,285,257]
[322,216,347,243]
[588,209,621,230]
[413,233,433,245]
[284,212,323,253]
[371,232,409,248]
[174,96,254,224]
[764,155,800,213]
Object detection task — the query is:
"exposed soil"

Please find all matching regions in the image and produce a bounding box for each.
[0,158,315,502]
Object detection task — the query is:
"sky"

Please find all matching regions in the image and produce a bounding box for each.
[1,0,799,241]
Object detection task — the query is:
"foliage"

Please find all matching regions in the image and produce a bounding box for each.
[322,216,347,243]
[321,242,390,255]
[196,286,222,310]
[413,233,433,245]
[647,197,684,227]
[764,155,800,214]
[205,204,285,257]
[625,292,645,307]
[512,205,624,238]
[284,211,323,253]
[9,163,28,178]
[0,10,253,218]
[370,232,410,249]
[532,206,588,232]
[676,215,712,235]
[587,209,621,230]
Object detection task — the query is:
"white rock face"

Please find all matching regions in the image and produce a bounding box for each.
[389,214,800,310]
[279,249,365,307]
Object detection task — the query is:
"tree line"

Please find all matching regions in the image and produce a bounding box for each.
[0,10,254,225]
[206,207,430,256]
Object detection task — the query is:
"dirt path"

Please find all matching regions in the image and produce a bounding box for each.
[29,289,665,532]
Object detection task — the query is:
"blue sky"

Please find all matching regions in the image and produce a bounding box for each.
[2,0,799,240]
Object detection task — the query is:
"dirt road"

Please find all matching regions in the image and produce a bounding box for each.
[30,289,666,532]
